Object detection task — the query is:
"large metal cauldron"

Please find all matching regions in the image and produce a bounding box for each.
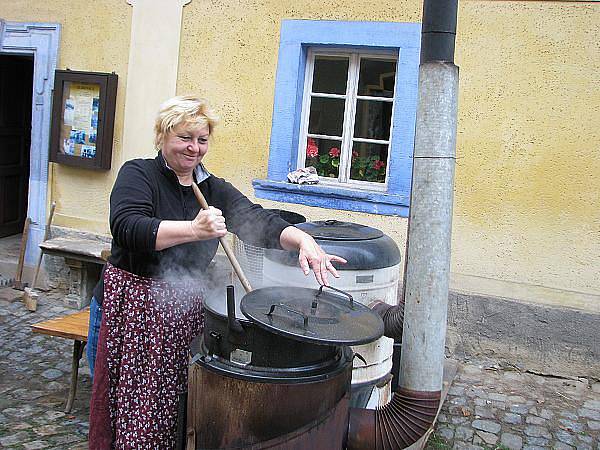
[186,285,383,449]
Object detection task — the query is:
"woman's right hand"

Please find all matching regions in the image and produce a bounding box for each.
[190,206,228,240]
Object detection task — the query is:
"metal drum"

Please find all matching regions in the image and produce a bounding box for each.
[185,285,383,449]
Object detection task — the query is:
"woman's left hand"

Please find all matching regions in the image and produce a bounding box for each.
[280,225,347,286]
[297,234,347,286]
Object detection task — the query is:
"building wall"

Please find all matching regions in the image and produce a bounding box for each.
[0,0,132,235]
[453,2,600,311]
[2,1,598,317]
[177,0,421,285]
[179,0,600,314]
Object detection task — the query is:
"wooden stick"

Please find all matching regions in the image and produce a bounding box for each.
[23,201,56,311]
[31,201,56,289]
[100,248,111,262]
[14,217,31,290]
[190,183,253,293]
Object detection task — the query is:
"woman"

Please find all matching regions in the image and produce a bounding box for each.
[88,96,345,449]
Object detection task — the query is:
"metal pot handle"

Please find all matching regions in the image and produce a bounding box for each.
[317,285,354,308]
[266,303,309,328]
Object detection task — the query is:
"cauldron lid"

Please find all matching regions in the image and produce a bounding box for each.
[240,285,384,346]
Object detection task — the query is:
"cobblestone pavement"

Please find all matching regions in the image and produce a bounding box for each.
[0,288,89,449]
[430,360,600,450]
[1,287,599,449]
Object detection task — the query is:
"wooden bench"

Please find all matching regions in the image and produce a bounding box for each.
[39,237,110,309]
[31,309,89,413]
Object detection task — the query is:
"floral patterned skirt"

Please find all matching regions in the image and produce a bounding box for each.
[89,263,205,450]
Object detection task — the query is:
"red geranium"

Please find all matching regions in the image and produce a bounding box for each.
[371,159,386,171]
[306,138,319,158]
[329,147,340,158]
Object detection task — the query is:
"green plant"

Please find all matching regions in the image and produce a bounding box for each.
[350,153,386,182]
[426,433,451,450]
[305,138,339,178]
[305,138,387,182]
[305,153,340,178]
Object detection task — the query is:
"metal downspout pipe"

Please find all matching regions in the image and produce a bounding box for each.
[348,1,459,447]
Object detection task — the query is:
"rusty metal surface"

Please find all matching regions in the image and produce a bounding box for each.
[251,392,350,450]
[347,407,376,450]
[347,387,441,450]
[187,360,352,449]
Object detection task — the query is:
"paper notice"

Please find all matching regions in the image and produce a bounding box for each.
[70,83,99,132]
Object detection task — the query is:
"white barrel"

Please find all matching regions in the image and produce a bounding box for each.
[263,260,400,406]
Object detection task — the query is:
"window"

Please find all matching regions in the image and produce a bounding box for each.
[253,20,421,216]
[300,50,397,189]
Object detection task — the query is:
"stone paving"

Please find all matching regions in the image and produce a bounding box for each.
[0,286,599,449]
[0,288,89,449]
[430,360,600,450]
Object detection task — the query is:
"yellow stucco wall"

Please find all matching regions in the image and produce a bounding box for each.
[3,1,598,312]
[176,0,421,282]
[1,0,131,235]
[179,1,600,311]
[453,2,600,305]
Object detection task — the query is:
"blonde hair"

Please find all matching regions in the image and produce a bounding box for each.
[154,96,219,149]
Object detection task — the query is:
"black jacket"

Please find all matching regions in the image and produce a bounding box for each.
[93,153,289,301]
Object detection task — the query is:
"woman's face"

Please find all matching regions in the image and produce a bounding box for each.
[161,124,210,175]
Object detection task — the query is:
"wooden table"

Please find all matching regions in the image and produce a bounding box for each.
[31,309,90,412]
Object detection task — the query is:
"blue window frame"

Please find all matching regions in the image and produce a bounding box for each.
[252,20,421,216]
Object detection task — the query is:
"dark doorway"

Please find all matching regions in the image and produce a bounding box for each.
[0,55,33,238]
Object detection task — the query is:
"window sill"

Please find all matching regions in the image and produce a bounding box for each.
[253,179,409,216]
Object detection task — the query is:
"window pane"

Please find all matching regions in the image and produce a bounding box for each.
[304,137,342,179]
[357,59,396,98]
[354,99,392,141]
[308,97,345,137]
[350,142,388,183]
[312,56,349,94]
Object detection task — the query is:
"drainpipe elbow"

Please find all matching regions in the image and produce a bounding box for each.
[347,388,441,450]
[370,301,405,342]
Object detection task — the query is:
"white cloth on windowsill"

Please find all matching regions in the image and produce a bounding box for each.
[287,166,319,185]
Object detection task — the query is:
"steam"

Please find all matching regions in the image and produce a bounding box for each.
[148,243,228,317]
[148,206,302,318]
